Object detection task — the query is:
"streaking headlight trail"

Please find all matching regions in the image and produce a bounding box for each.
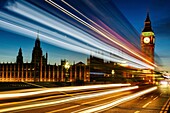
[0,0,157,69]
[0,86,138,112]
[0,83,130,99]
[75,86,157,113]
[45,0,157,68]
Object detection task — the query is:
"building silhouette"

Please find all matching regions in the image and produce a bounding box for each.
[0,34,90,82]
[141,13,155,63]
[88,54,137,83]
[140,13,156,84]
[0,13,155,83]
[88,13,156,83]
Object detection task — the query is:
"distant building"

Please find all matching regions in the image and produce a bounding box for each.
[140,13,156,84]
[141,13,155,63]
[0,35,90,82]
[87,55,131,82]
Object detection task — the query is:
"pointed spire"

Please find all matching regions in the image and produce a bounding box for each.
[16,47,23,64]
[145,12,150,22]
[37,30,40,40]
[35,30,40,47]
[19,47,22,55]
[142,12,153,32]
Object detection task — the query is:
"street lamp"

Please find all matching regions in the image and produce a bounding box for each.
[64,61,70,82]
[111,70,115,75]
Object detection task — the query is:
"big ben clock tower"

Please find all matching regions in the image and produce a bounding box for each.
[141,13,155,63]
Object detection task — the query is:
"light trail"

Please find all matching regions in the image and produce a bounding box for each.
[46,0,157,68]
[61,0,125,46]
[0,83,130,99]
[0,19,93,56]
[0,86,138,112]
[0,88,125,107]
[0,0,156,69]
[46,0,154,69]
[0,2,131,64]
[74,86,157,113]
[0,15,126,64]
[60,0,155,69]
[0,12,97,52]
[61,0,143,57]
[46,91,131,113]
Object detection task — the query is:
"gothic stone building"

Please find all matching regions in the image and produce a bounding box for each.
[0,36,90,82]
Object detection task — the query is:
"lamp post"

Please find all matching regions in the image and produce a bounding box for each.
[64,62,70,82]
[111,70,115,77]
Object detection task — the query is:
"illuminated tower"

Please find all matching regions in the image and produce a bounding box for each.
[141,13,155,63]
[16,48,23,64]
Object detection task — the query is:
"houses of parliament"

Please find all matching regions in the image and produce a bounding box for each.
[0,13,155,83]
[0,34,90,82]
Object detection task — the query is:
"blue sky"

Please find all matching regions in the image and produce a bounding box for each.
[0,30,87,64]
[0,0,169,71]
[113,0,170,71]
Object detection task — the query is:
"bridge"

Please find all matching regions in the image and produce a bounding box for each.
[0,0,168,113]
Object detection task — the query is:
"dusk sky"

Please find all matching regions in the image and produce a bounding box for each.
[114,0,170,71]
[0,0,169,71]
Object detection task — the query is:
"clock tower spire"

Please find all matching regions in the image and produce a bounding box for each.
[141,13,155,63]
[142,12,153,32]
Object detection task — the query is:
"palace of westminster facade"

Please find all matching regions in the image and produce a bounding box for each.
[0,35,90,82]
[0,13,155,82]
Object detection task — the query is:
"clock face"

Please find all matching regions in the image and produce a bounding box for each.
[143,37,150,44]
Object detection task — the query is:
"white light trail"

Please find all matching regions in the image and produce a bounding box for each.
[0,12,127,64]
[0,19,92,55]
[46,91,131,113]
[60,0,154,69]
[0,83,130,99]
[0,0,156,69]
[46,0,157,68]
[0,86,137,112]
[0,2,130,64]
[76,86,157,113]
[61,0,140,53]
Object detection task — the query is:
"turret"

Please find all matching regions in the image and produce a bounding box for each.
[16,47,23,64]
[142,13,153,32]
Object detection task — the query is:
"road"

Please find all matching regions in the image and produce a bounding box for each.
[0,84,169,113]
[104,85,170,113]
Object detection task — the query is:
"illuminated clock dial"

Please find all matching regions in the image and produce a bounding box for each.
[144,37,150,44]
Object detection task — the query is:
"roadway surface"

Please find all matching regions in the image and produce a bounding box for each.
[104,85,170,113]
[0,84,169,113]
